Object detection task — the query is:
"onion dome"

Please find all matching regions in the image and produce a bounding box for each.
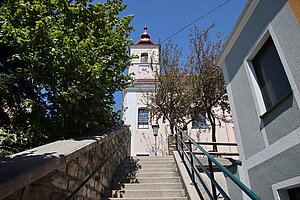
[136,26,156,45]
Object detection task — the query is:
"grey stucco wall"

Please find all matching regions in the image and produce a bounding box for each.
[225,165,243,200]
[225,0,300,157]
[270,2,300,95]
[248,144,300,200]
[225,0,286,159]
[222,0,300,198]
[262,94,300,145]
[227,65,265,159]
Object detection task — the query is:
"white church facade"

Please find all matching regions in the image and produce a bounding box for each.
[123,27,237,156]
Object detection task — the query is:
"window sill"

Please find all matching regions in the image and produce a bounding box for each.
[260,90,293,119]
[138,125,149,129]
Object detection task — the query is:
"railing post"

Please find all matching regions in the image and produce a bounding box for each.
[208,158,217,199]
[188,139,195,185]
[180,130,184,161]
[175,132,178,151]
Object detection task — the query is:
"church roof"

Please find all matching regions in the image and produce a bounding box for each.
[135,26,157,45]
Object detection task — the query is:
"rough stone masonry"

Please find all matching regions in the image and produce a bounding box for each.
[0,126,131,200]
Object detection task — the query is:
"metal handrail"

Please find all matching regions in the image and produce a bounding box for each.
[193,152,239,156]
[175,126,261,200]
[177,135,230,200]
[196,141,238,146]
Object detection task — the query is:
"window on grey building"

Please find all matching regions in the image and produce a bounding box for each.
[138,108,149,129]
[288,186,300,200]
[141,53,148,63]
[252,37,291,110]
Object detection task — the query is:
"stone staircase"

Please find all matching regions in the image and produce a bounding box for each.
[102,156,187,200]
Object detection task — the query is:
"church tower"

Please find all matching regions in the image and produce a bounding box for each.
[128,26,159,80]
[123,27,237,157]
[123,27,164,156]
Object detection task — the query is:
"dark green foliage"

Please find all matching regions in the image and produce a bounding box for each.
[0,0,134,155]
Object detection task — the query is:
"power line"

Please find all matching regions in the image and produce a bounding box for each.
[159,0,232,44]
[136,0,233,58]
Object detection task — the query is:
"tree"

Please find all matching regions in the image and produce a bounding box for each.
[0,0,134,155]
[145,40,191,135]
[187,24,230,152]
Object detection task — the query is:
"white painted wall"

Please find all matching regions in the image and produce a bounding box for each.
[124,38,237,157]
[129,45,159,80]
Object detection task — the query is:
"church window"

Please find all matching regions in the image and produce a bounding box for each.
[138,108,149,129]
[141,53,148,63]
[192,114,207,129]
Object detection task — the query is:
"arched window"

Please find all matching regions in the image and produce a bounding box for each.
[138,108,149,129]
[141,53,148,63]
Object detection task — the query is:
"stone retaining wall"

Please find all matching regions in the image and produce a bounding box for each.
[0,126,131,200]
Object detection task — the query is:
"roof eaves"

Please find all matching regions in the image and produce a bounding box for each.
[216,0,259,66]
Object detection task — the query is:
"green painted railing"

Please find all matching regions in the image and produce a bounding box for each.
[175,126,261,200]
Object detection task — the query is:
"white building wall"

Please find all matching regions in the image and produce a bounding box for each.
[123,91,137,155]
[124,29,237,157]
[129,45,159,80]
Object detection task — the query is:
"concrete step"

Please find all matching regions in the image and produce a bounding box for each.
[131,177,181,184]
[137,163,176,169]
[135,157,174,161]
[109,189,185,198]
[137,160,175,165]
[135,172,178,178]
[108,198,188,200]
[113,177,181,184]
[118,164,141,169]
[114,168,179,178]
[136,160,175,164]
[117,165,176,171]
[138,168,177,173]
[133,156,173,160]
[105,156,187,200]
[122,157,174,166]
[113,172,178,180]
[118,165,176,171]
[119,183,183,190]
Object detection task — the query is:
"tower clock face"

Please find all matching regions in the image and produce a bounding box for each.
[139,66,149,73]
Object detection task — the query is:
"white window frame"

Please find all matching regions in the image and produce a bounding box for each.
[272,176,300,200]
[244,27,292,117]
[137,107,149,129]
[245,30,270,116]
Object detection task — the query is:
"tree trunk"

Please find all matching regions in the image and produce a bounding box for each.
[211,119,217,152]
[170,124,175,135]
[207,111,218,152]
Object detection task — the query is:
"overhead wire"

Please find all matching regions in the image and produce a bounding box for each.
[136,0,233,58]
[132,0,233,71]
[159,0,232,45]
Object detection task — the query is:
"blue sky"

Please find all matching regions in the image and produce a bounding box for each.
[93,0,247,110]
